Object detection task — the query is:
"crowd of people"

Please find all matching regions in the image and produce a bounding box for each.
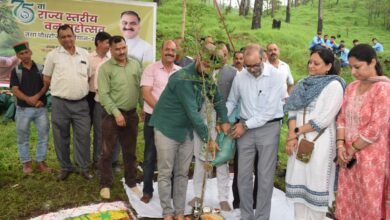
[6,11,390,220]
[309,32,385,69]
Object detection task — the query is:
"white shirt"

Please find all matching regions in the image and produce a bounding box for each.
[233,65,246,75]
[266,59,294,98]
[43,46,90,100]
[126,37,154,65]
[226,63,285,129]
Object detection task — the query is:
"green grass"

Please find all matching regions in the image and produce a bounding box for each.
[1,0,389,218]
[0,118,145,219]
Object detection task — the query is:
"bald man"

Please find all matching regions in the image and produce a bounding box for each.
[140,40,181,204]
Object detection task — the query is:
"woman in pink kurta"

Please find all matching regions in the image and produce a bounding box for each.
[336,44,390,220]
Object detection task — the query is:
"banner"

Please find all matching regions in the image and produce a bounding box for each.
[0,0,156,86]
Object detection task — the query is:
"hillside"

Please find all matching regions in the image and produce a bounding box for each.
[155,0,389,80]
[0,1,389,219]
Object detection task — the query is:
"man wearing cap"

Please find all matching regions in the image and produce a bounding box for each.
[10,42,50,174]
[43,24,93,181]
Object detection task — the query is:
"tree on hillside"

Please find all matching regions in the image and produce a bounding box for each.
[245,0,251,15]
[181,0,186,38]
[317,0,323,32]
[271,0,276,17]
[239,0,246,15]
[286,0,291,23]
[252,0,263,29]
[239,0,251,16]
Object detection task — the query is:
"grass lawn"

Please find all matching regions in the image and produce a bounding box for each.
[1,0,389,218]
[0,111,287,219]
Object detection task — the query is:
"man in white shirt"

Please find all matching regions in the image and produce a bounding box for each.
[232,50,245,74]
[266,43,294,96]
[119,10,154,65]
[226,45,285,220]
[43,24,92,181]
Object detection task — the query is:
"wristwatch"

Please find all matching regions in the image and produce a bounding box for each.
[294,127,300,135]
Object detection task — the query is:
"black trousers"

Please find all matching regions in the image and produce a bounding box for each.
[100,109,138,188]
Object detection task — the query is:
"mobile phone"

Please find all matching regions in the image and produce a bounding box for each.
[346,157,357,169]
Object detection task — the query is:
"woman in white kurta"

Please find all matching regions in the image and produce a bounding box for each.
[284,49,345,220]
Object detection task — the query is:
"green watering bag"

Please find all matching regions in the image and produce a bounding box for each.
[211,132,236,166]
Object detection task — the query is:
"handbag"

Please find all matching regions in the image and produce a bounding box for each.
[296,107,326,163]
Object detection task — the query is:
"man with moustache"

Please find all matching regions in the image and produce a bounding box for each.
[43,24,92,181]
[266,43,294,95]
[149,47,230,220]
[10,42,50,174]
[226,45,285,220]
[98,36,142,199]
[119,10,153,65]
[140,40,181,203]
[232,50,245,74]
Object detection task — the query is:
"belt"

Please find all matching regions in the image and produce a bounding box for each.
[240,117,283,124]
[118,108,136,114]
[267,117,283,123]
[54,96,86,102]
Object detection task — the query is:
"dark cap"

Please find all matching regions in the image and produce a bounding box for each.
[13,42,29,53]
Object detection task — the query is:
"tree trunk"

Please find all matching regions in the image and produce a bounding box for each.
[245,0,251,16]
[317,0,323,32]
[239,0,246,15]
[286,0,291,23]
[181,0,186,38]
[271,0,275,17]
[294,0,299,7]
[252,0,263,29]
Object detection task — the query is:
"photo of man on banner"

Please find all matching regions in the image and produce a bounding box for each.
[120,10,154,66]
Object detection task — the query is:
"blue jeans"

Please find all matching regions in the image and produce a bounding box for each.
[15,106,49,163]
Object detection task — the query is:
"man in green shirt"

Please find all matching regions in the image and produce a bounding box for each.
[98,36,142,199]
[150,47,230,220]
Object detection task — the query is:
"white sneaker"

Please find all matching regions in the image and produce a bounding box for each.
[100,187,110,199]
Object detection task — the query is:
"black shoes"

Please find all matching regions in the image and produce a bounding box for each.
[57,170,72,181]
